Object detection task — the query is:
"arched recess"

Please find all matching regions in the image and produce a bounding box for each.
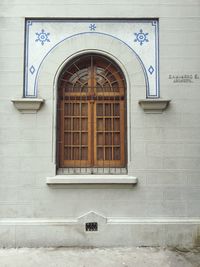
[36,33,146,172]
[57,53,127,170]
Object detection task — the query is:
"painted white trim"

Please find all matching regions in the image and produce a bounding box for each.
[0,219,77,226]
[11,98,44,113]
[107,218,200,225]
[36,34,146,169]
[0,217,199,226]
[36,34,145,177]
[138,99,171,113]
[52,49,133,166]
[46,175,138,184]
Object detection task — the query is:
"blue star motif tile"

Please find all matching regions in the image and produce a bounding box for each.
[134,29,149,45]
[148,66,154,75]
[35,29,50,45]
[89,24,96,31]
[29,65,35,75]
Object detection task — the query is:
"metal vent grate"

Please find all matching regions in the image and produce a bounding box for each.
[85,222,98,232]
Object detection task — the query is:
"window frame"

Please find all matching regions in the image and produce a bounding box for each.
[56,53,127,172]
[36,40,146,184]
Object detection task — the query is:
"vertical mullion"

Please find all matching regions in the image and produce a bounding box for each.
[112,102,114,162]
[109,73,112,171]
[79,100,82,169]
[113,87,118,172]
[70,86,73,167]
[113,89,116,165]
[91,56,94,168]
[118,71,125,168]
[103,102,105,165]
[88,57,93,167]
[93,101,97,167]
[60,87,65,167]
[91,56,95,168]
[120,99,125,166]
[88,101,92,167]
[71,103,73,163]
[108,103,110,173]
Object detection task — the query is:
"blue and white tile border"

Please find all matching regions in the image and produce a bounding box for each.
[24,19,159,98]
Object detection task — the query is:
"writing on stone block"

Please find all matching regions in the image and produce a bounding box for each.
[168,74,199,83]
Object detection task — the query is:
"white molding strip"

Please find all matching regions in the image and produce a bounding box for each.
[46,175,138,184]
[138,99,171,113]
[107,217,200,225]
[0,217,200,226]
[11,98,44,113]
[0,219,77,226]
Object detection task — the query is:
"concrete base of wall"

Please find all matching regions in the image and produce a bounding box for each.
[0,212,200,248]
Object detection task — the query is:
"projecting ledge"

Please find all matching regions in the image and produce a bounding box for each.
[46,175,138,185]
[138,99,171,113]
[11,98,44,113]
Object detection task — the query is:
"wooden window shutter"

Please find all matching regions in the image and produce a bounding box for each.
[57,54,126,168]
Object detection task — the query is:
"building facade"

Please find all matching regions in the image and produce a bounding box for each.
[0,0,200,247]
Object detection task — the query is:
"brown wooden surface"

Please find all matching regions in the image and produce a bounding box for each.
[58,54,126,168]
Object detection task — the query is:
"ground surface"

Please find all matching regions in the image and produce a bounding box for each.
[0,247,199,267]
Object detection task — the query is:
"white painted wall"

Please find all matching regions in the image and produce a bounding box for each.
[0,0,200,247]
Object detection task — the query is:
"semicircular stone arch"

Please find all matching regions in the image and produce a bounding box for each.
[37,33,146,99]
[36,33,146,166]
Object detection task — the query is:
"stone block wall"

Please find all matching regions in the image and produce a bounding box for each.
[0,0,200,247]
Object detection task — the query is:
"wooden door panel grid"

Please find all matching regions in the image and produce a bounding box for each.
[58,54,126,168]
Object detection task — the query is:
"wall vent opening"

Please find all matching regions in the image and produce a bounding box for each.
[85,222,98,232]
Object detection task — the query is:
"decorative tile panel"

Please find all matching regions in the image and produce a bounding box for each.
[24,19,159,98]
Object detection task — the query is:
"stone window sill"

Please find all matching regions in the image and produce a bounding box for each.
[138,99,171,113]
[46,175,138,184]
[11,98,44,113]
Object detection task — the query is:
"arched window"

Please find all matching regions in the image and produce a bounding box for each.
[57,54,127,170]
